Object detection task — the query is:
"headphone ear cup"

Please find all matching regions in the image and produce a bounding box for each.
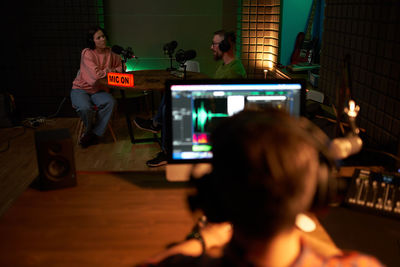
[296,117,338,211]
[310,152,338,211]
[187,172,229,222]
[219,39,230,52]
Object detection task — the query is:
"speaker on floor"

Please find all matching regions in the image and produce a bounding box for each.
[32,128,77,190]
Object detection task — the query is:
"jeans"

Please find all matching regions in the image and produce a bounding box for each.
[70,89,116,136]
[153,94,166,152]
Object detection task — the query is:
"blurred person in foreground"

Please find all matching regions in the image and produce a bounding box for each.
[137,108,384,267]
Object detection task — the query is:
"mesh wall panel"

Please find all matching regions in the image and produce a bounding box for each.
[2,0,104,117]
[320,0,400,153]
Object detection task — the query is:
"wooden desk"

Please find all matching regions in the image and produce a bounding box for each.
[0,171,339,267]
[126,69,209,91]
[105,70,209,144]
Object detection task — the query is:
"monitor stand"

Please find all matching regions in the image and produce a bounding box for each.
[166,163,212,182]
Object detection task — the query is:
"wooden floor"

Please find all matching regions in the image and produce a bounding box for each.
[0,171,196,266]
[0,113,164,216]
[0,113,197,266]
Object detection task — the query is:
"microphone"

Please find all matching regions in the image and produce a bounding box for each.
[330,135,363,160]
[112,45,138,59]
[175,49,197,64]
[329,99,363,160]
[163,41,178,55]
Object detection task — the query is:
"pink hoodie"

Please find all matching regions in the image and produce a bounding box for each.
[72,47,122,94]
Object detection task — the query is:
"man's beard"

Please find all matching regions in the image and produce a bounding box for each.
[213,51,223,61]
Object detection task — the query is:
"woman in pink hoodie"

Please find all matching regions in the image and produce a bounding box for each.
[71,26,122,148]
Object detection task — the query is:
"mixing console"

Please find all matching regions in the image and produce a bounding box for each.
[344,168,400,219]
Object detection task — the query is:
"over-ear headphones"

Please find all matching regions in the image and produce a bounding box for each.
[296,116,339,212]
[219,31,235,52]
[187,109,338,224]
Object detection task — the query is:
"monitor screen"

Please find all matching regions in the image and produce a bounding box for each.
[165,79,306,163]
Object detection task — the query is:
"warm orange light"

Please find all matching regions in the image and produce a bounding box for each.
[264,69,268,79]
[107,72,134,88]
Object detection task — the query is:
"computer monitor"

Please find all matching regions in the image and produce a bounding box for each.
[165,79,306,181]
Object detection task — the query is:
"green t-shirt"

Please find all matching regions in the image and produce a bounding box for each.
[214,59,247,79]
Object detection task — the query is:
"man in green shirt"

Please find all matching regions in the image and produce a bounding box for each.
[211,30,247,79]
[134,30,247,167]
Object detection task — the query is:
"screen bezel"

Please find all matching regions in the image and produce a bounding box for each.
[165,79,307,164]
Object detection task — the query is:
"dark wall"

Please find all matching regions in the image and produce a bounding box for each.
[2,0,103,118]
[103,0,229,77]
[320,0,400,155]
[2,0,236,119]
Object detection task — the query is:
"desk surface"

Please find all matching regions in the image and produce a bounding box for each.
[0,171,339,266]
[102,69,209,91]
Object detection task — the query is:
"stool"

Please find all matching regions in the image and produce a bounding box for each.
[75,105,117,145]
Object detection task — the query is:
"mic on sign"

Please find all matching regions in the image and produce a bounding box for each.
[112,45,138,59]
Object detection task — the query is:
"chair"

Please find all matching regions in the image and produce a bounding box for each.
[184,60,200,72]
[73,70,117,144]
[75,104,117,145]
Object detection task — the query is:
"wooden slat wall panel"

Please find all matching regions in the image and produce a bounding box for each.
[240,0,281,79]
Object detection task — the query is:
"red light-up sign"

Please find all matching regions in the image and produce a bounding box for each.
[107,72,134,88]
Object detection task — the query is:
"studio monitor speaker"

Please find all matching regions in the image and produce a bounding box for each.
[33,128,77,190]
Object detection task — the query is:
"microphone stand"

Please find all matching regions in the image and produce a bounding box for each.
[330,100,363,160]
[119,55,135,143]
[166,52,176,71]
[180,62,187,80]
[344,100,360,135]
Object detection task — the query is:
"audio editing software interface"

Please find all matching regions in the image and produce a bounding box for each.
[169,82,303,161]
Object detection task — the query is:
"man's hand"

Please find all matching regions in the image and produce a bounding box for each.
[138,220,233,265]
[201,222,233,250]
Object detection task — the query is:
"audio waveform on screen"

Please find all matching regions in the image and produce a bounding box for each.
[192,100,228,132]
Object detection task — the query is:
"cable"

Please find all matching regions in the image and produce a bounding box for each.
[363,148,400,163]
[314,115,366,133]
[47,97,67,118]
[20,97,67,128]
[22,117,46,128]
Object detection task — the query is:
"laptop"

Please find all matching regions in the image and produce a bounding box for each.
[165,79,306,182]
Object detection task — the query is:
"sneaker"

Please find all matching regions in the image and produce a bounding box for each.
[79,132,99,148]
[133,117,161,133]
[146,151,167,167]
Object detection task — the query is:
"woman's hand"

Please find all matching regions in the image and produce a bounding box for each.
[93,78,110,92]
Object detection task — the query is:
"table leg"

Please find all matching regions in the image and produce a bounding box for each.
[120,89,135,143]
[120,89,160,145]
